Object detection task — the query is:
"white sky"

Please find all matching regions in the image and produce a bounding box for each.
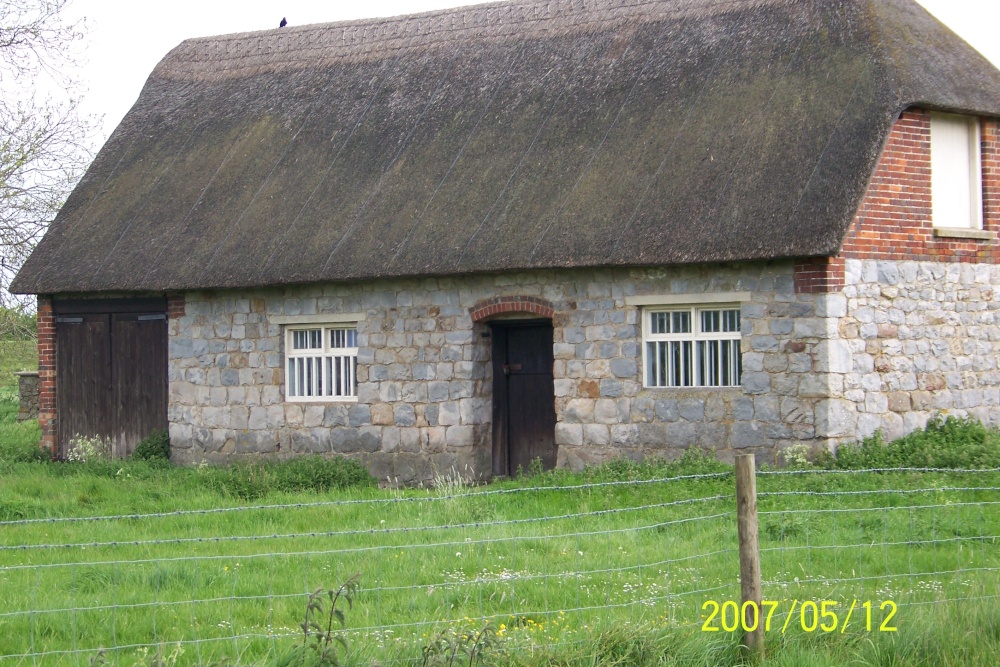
[57,0,1000,146]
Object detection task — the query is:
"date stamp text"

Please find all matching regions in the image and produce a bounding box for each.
[701,599,897,633]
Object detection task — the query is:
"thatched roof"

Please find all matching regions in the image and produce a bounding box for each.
[13,0,1000,294]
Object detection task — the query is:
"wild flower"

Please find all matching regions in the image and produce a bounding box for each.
[66,434,111,462]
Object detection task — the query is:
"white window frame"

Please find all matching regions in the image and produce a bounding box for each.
[930,112,983,230]
[642,305,742,388]
[283,323,359,402]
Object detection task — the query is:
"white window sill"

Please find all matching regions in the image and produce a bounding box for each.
[641,385,743,391]
[932,227,995,240]
[285,396,359,404]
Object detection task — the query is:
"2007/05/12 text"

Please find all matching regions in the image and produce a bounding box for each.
[701,600,897,633]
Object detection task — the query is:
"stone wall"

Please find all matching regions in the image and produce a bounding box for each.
[835,259,1000,441]
[166,262,860,482]
[16,371,39,421]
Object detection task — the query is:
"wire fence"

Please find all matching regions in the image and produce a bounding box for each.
[1,466,998,665]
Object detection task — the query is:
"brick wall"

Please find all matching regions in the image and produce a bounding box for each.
[985,115,1000,229]
[167,292,186,319]
[36,295,56,454]
[793,257,845,293]
[841,108,1000,262]
[795,108,1000,293]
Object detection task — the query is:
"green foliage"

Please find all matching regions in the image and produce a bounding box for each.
[0,307,37,340]
[422,623,497,667]
[0,338,37,388]
[277,575,360,667]
[509,448,731,488]
[206,456,377,500]
[131,429,171,461]
[819,416,1000,470]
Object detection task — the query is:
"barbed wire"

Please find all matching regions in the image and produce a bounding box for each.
[757,467,1000,476]
[0,471,734,528]
[0,494,730,552]
[2,467,998,663]
[0,511,736,573]
[758,486,1000,498]
[759,500,1000,515]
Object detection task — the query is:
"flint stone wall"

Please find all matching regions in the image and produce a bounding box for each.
[16,371,39,421]
[834,259,1000,440]
[167,262,873,483]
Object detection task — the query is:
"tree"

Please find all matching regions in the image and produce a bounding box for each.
[0,0,96,334]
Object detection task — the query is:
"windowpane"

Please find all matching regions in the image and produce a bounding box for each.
[291,329,321,350]
[700,310,720,333]
[330,327,358,349]
[722,309,740,333]
[651,312,669,334]
[673,311,690,334]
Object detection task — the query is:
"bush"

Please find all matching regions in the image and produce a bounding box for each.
[819,415,1000,470]
[206,456,377,500]
[131,429,170,461]
[271,455,377,493]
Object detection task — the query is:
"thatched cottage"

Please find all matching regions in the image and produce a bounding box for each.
[12,0,1000,482]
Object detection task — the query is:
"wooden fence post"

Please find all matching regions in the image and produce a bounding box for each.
[735,454,763,653]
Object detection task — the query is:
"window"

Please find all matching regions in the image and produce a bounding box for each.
[931,112,982,230]
[285,325,358,401]
[643,306,742,388]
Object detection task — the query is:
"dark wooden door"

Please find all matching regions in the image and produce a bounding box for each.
[56,313,112,456]
[54,299,167,458]
[111,313,168,458]
[491,321,556,476]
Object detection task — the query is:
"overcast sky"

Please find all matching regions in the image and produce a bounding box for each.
[58,0,1000,146]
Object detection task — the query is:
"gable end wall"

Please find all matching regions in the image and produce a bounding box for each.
[817,109,1000,443]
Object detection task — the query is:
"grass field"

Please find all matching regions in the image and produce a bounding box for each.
[0,455,999,666]
[1,336,999,665]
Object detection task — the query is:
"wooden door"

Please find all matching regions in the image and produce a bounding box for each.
[111,313,168,458]
[56,313,112,457]
[491,321,557,476]
[54,299,168,458]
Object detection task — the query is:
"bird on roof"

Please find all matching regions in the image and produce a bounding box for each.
[279,17,287,28]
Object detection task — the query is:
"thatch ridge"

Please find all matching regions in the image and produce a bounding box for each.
[154,0,788,79]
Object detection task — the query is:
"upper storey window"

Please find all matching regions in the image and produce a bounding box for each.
[930,112,983,230]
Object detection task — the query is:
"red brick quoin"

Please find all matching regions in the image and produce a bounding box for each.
[36,295,56,454]
[796,108,1000,293]
[469,296,555,322]
[167,292,186,319]
[794,256,846,294]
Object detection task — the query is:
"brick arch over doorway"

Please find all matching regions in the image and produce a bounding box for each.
[469,296,555,322]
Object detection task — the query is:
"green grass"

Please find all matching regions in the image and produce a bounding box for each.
[0,336,41,460]
[1,327,998,665]
[0,453,998,666]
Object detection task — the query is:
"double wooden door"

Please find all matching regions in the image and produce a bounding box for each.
[54,299,168,458]
[491,321,557,476]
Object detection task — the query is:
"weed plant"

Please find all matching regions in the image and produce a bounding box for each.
[131,430,171,461]
[205,456,377,499]
[819,415,1000,469]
